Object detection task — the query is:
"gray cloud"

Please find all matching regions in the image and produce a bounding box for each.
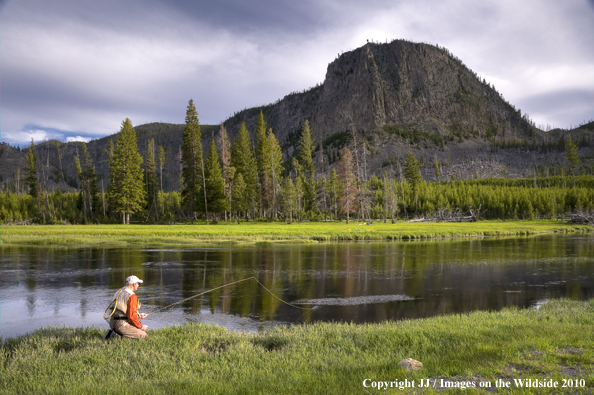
[521,89,594,129]
[1,0,592,146]
[155,0,326,36]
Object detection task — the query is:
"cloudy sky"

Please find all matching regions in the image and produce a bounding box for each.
[1,0,593,146]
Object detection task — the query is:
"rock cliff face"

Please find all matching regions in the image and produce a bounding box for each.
[224,39,538,146]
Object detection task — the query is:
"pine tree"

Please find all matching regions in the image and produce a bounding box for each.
[107,118,146,224]
[53,140,65,184]
[216,123,235,221]
[105,138,115,218]
[177,146,184,195]
[24,139,40,199]
[296,120,315,212]
[298,120,315,181]
[200,139,229,220]
[281,177,296,223]
[316,145,328,218]
[328,168,339,219]
[24,138,47,222]
[267,128,284,219]
[398,162,408,218]
[383,170,398,223]
[181,99,203,220]
[145,138,158,220]
[337,147,356,223]
[255,111,270,214]
[565,135,580,188]
[157,145,166,214]
[74,142,99,223]
[16,168,21,196]
[231,122,258,220]
[350,128,361,208]
[231,172,247,222]
[317,176,328,219]
[292,158,304,221]
[404,151,422,210]
[105,139,114,160]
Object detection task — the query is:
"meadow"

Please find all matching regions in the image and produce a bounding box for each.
[0,220,591,246]
[1,299,593,394]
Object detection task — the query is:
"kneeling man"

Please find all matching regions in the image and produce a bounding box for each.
[110,275,149,339]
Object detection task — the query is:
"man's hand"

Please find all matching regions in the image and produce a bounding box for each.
[141,324,148,331]
[139,313,148,319]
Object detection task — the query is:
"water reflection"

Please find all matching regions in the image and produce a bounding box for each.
[1,234,593,339]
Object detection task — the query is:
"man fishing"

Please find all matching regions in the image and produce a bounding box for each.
[105,275,149,339]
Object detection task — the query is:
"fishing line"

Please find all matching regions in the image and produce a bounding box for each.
[144,276,309,320]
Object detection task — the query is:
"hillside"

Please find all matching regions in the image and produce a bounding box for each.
[1,39,593,193]
[0,123,216,193]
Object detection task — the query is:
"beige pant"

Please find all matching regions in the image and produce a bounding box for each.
[110,317,148,339]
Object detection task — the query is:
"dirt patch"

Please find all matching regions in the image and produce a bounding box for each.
[252,338,287,352]
[559,366,584,377]
[502,363,527,376]
[520,348,544,358]
[198,341,229,354]
[558,347,585,356]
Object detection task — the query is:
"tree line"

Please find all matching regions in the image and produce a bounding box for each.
[1,101,592,224]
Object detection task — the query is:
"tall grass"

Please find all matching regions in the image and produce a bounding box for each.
[2,299,593,394]
[1,220,591,246]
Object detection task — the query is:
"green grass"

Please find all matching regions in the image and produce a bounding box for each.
[2,299,593,394]
[1,220,591,246]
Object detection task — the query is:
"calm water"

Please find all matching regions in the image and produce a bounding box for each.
[1,234,593,339]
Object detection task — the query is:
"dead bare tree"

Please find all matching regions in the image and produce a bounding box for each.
[564,210,594,226]
[409,205,481,223]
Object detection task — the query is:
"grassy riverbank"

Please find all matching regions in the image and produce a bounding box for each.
[2,299,593,394]
[1,220,591,246]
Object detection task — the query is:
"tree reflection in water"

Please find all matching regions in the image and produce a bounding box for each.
[1,234,593,339]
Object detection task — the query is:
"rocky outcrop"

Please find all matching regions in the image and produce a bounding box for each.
[224,40,538,146]
[398,358,423,372]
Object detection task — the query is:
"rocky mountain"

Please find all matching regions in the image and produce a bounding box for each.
[1,39,592,193]
[220,39,592,180]
[226,40,536,145]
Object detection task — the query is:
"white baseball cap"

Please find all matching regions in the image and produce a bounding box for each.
[126,275,143,285]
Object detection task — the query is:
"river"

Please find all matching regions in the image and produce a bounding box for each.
[1,234,593,339]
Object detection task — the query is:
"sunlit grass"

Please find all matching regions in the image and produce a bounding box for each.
[2,299,593,394]
[1,220,591,247]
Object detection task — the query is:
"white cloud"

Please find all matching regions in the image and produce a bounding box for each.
[66,136,92,143]
[516,64,593,98]
[3,129,53,144]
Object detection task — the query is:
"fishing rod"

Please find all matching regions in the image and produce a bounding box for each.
[145,276,309,319]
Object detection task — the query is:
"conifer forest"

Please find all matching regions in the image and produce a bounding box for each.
[1,100,594,226]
